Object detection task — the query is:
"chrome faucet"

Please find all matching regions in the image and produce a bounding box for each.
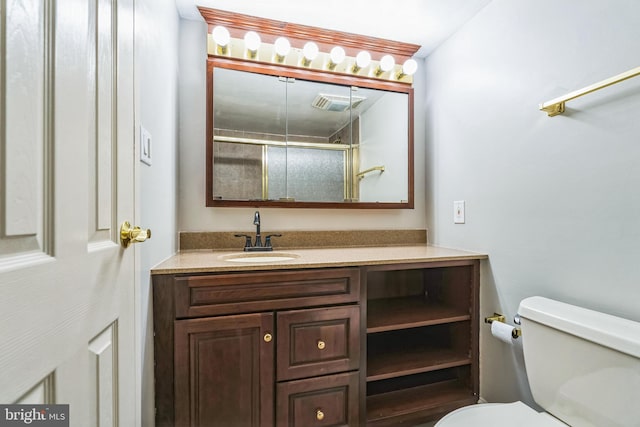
[235,211,281,252]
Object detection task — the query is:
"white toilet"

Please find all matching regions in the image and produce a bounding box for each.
[436,296,640,427]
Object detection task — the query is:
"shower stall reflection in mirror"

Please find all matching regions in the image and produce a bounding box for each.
[213,121,358,203]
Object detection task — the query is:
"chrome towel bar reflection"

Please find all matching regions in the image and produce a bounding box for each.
[540,65,640,116]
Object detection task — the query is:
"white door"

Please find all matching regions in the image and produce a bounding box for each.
[0,0,140,426]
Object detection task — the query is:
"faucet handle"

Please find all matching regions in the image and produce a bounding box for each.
[234,234,253,250]
[264,234,282,248]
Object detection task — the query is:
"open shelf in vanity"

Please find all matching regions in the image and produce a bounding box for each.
[364,260,480,426]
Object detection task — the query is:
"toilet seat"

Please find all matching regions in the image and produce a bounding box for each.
[435,401,568,427]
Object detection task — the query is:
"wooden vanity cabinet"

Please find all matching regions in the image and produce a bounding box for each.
[153,267,361,427]
[153,258,479,427]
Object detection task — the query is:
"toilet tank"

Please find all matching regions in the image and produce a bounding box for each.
[518,296,640,427]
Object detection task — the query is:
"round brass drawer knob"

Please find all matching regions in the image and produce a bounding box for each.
[316,409,324,421]
[263,333,272,343]
[317,340,325,350]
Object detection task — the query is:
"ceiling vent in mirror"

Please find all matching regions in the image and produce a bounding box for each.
[311,93,367,112]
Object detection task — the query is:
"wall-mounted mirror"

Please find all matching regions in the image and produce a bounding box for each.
[206,59,414,209]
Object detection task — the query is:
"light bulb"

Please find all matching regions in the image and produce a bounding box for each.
[402,59,418,76]
[274,37,291,57]
[303,42,319,61]
[300,42,319,67]
[355,51,371,69]
[329,46,345,66]
[244,31,261,52]
[211,26,230,46]
[380,55,395,72]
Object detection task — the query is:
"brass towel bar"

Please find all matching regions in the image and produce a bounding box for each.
[356,165,385,180]
[540,65,640,117]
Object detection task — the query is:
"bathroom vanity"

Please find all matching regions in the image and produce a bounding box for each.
[161,7,485,425]
[152,245,484,426]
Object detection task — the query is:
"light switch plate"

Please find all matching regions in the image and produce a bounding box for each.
[454,200,465,224]
[140,125,152,166]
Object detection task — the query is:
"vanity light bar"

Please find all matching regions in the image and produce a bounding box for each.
[209,26,418,84]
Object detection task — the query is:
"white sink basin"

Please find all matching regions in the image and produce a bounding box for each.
[220,252,300,263]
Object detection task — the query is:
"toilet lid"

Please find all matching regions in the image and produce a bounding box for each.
[435,402,568,427]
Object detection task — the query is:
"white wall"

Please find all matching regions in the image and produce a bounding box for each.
[424,0,640,405]
[136,0,180,425]
[178,18,427,232]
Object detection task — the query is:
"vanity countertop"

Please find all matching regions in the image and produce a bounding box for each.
[151,245,487,275]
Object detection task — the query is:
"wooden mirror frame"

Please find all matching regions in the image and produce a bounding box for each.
[201,7,420,209]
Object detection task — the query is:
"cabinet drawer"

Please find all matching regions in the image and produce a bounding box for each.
[276,372,359,427]
[277,306,360,381]
[174,268,360,318]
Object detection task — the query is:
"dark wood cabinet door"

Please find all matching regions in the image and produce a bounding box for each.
[174,313,274,427]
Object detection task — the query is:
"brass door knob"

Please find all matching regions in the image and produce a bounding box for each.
[316,409,324,421]
[317,340,326,350]
[263,333,272,343]
[120,221,151,248]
